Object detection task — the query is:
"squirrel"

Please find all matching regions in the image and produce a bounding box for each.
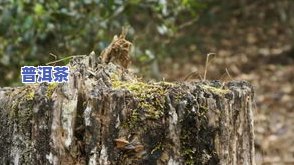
[100,27,132,69]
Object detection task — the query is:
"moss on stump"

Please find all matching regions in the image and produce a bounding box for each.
[0,53,255,165]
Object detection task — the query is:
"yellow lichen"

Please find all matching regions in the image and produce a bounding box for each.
[200,84,230,95]
[46,82,58,98]
[26,88,35,101]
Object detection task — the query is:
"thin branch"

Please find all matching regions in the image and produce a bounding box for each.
[225,68,233,80]
[203,53,215,81]
[178,17,199,30]
[46,55,86,65]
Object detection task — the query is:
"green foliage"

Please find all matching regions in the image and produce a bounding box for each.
[0,0,204,86]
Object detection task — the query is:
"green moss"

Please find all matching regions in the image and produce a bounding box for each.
[180,105,218,164]
[9,101,18,119]
[200,84,230,96]
[46,82,58,98]
[127,110,140,129]
[151,141,164,154]
[5,87,34,163]
[26,88,35,101]
[111,73,174,129]
[8,86,34,133]
[182,148,196,165]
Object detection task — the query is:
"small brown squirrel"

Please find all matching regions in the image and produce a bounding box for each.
[100,28,132,69]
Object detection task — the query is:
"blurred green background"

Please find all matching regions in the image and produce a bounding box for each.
[1,0,294,164]
[0,0,204,86]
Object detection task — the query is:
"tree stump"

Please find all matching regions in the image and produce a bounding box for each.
[0,53,255,165]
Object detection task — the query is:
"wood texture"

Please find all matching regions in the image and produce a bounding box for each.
[0,54,255,165]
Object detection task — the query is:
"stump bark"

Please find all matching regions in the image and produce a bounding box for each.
[0,54,255,165]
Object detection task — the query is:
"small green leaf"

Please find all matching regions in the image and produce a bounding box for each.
[34,3,44,16]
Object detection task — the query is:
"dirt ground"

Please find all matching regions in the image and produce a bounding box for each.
[160,1,294,164]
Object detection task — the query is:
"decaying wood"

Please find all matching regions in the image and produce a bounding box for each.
[0,37,255,165]
[100,28,132,69]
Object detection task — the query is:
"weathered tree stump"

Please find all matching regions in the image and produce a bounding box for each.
[0,54,255,165]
